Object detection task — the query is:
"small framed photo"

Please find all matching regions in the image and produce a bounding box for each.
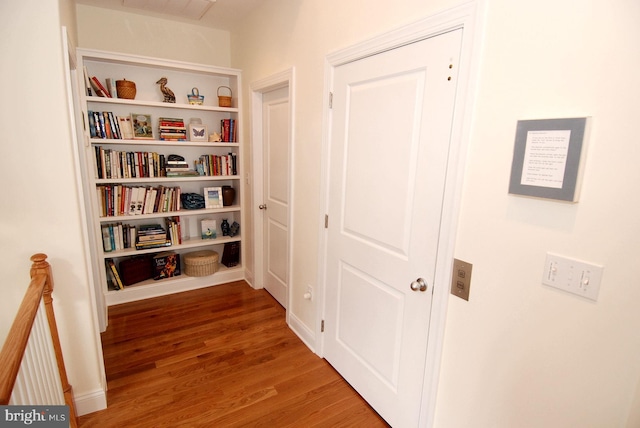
[189,124,208,142]
[204,187,223,209]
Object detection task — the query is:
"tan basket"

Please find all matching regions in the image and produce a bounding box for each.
[184,250,219,277]
[217,86,232,107]
[116,79,136,99]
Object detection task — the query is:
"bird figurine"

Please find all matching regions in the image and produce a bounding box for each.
[156,77,176,103]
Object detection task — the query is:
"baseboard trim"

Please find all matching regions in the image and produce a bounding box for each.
[288,312,316,354]
[74,387,107,416]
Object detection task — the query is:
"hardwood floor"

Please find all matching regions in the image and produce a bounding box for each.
[78,281,389,427]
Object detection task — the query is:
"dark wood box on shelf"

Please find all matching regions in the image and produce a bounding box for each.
[221,242,240,268]
[119,255,153,286]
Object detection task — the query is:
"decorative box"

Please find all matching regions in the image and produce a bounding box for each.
[221,242,240,268]
[119,255,153,286]
[153,251,181,280]
[184,250,219,277]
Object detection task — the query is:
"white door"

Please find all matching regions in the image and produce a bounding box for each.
[324,29,462,427]
[260,87,290,307]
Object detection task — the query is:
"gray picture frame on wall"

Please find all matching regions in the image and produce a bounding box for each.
[508,117,591,202]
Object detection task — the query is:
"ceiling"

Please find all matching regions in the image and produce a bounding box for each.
[75,0,261,30]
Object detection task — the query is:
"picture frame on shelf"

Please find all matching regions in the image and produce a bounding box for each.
[204,187,223,209]
[131,113,154,139]
[189,124,208,142]
[201,218,217,239]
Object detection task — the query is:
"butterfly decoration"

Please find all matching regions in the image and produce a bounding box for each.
[192,127,205,137]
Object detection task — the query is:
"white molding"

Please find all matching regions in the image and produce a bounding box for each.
[74,387,107,416]
[317,3,481,428]
[287,312,316,354]
[249,67,296,325]
[105,269,244,306]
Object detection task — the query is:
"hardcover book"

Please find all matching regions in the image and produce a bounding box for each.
[131,113,154,139]
[117,116,134,139]
[153,251,181,280]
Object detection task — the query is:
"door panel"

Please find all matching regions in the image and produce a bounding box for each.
[324,29,462,427]
[263,87,290,307]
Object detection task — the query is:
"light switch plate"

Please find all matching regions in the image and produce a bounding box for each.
[542,253,603,301]
[451,258,472,301]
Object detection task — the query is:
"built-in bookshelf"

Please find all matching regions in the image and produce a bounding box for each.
[75,48,244,307]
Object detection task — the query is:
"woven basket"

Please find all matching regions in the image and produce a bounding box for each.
[217,86,232,107]
[116,79,136,99]
[184,250,219,277]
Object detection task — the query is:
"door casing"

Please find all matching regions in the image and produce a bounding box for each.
[250,69,296,321]
[317,3,480,426]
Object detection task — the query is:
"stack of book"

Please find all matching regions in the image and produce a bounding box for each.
[165,158,199,177]
[135,224,170,250]
[158,117,187,141]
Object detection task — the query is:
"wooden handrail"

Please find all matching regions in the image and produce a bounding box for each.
[0,254,78,427]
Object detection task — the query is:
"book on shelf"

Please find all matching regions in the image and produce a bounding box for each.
[105,78,118,98]
[88,111,123,140]
[220,119,237,142]
[135,241,171,250]
[153,251,181,280]
[97,184,181,217]
[195,153,238,176]
[131,113,154,139]
[83,66,92,96]
[94,147,165,179]
[105,258,124,290]
[90,76,111,98]
[166,216,182,245]
[135,223,170,250]
[102,223,137,252]
[117,116,134,139]
[165,170,200,177]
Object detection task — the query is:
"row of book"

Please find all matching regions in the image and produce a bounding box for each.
[94,146,167,179]
[159,117,187,141]
[89,111,135,139]
[220,119,237,142]
[97,185,181,217]
[84,69,116,98]
[195,153,238,176]
[102,218,182,253]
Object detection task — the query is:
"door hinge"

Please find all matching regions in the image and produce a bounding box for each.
[329,92,333,109]
[324,214,329,228]
[321,319,325,332]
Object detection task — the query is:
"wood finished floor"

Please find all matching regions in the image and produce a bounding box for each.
[78,281,389,427]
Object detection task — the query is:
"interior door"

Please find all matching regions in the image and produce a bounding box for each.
[260,86,290,307]
[323,29,462,427]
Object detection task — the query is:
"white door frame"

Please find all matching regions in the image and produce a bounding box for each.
[317,3,481,426]
[250,68,296,318]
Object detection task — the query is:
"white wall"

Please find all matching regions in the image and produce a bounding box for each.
[76,5,231,67]
[231,0,640,426]
[0,0,105,414]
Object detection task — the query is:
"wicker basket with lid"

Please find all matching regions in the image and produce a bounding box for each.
[116,79,136,99]
[184,250,219,277]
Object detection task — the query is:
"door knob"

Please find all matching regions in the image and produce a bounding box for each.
[410,278,428,292]
[259,204,267,210]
